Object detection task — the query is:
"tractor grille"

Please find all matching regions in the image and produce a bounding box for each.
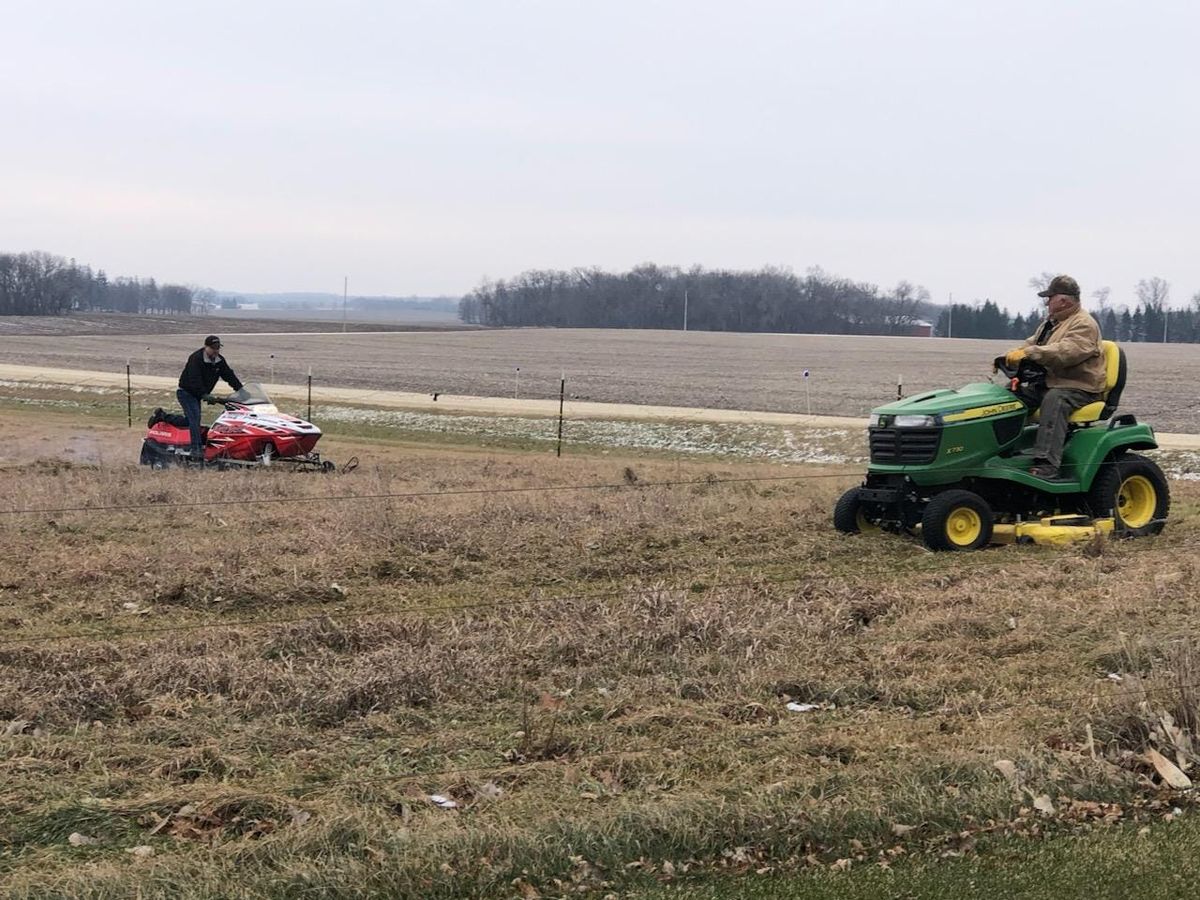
[868,427,941,465]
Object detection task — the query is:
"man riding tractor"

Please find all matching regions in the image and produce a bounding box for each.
[834,272,1169,550]
[1000,274,1105,480]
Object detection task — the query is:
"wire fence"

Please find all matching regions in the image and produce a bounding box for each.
[14,360,1200,429]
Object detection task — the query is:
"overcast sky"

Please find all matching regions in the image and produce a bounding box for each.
[2,0,1198,312]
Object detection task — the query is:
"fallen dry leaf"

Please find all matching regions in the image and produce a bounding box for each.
[289,806,312,826]
[994,759,1020,786]
[1032,794,1056,815]
[147,813,172,836]
[1146,748,1193,789]
[476,780,503,801]
[68,832,99,846]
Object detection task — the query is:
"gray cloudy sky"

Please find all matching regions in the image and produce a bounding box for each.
[2,0,1198,312]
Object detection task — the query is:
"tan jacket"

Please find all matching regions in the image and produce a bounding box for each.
[1022,307,1106,393]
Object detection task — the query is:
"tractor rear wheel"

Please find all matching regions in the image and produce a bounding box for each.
[1086,453,1169,535]
[833,487,881,535]
[921,489,993,551]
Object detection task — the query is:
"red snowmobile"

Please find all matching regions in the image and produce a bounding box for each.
[140,383,336,471]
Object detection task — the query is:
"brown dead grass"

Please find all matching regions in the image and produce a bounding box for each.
[2,404,1200,897]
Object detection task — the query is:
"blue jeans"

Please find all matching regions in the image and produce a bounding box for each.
[176,389,203,454]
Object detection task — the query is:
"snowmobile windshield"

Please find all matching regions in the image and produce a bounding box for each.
[226,383,273,405]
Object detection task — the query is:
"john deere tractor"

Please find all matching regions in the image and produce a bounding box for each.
[833,340,1170,551]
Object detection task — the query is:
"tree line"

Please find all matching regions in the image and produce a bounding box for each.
[460,264,938,335]
[0,251,210,316]
[937,275,1199,342]
[462,265,1200,343]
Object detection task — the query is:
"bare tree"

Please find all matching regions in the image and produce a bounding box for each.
[1135,277,1170,311]
[1091,286,1111,313]
[883,281,931,332]
[1136,277,1170,342]
[1028,272,1057,292]
[192,286,217,315]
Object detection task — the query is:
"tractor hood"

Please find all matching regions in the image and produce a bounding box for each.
[869,381,1025,426]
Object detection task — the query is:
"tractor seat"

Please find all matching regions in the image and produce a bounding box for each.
[1028,340,1126,426]
[1067,339,1125,424]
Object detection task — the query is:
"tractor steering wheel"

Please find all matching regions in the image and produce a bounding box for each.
[992,356,1047,391]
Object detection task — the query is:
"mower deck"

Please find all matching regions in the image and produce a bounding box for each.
[991,515,1115,547]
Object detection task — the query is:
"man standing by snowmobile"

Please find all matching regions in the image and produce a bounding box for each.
[177,335,243,460]
[999,275,1105,480]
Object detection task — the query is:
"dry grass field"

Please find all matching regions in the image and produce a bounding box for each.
[2,402,1200,897]
[4,328,1200,432]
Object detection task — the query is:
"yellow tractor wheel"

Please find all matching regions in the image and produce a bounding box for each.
[1086,453,1169,536]
[833,487,882,535]
[921,489,994,551]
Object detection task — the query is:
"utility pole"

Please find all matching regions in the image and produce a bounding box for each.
[1164,307,1169,343]
[947,292,953,338]
[342,276,348,333]
[683,288,689,331]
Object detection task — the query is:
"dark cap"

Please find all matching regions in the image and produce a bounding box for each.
[1037,275,1080,298]
[203,335,222,348]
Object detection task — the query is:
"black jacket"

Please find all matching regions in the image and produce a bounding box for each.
[178,348,243,398]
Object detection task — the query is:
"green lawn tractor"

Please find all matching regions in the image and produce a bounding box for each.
[833,340,1170,551]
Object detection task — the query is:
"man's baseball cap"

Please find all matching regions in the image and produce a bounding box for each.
[204,335,222,348]
[1037,275,1080,298]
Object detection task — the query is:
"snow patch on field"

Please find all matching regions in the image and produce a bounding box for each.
[1158,451,1200,481]
[0,379,121,395]
[6,398,89,410]
[318,405,867,463]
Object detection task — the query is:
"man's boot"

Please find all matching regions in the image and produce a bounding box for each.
[1029,462,1066,481]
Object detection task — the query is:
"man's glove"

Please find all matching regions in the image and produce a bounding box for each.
[201,393,222,405]
[1004,348,1028,367]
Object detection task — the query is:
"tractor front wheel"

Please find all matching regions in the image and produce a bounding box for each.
[921,489,993,551]
[1086,453,1170,536]
[833,487,881,535]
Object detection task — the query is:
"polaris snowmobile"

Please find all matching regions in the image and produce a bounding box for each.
[140,383,336,472]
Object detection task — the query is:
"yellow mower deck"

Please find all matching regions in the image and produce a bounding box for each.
[991,515,1115,547]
